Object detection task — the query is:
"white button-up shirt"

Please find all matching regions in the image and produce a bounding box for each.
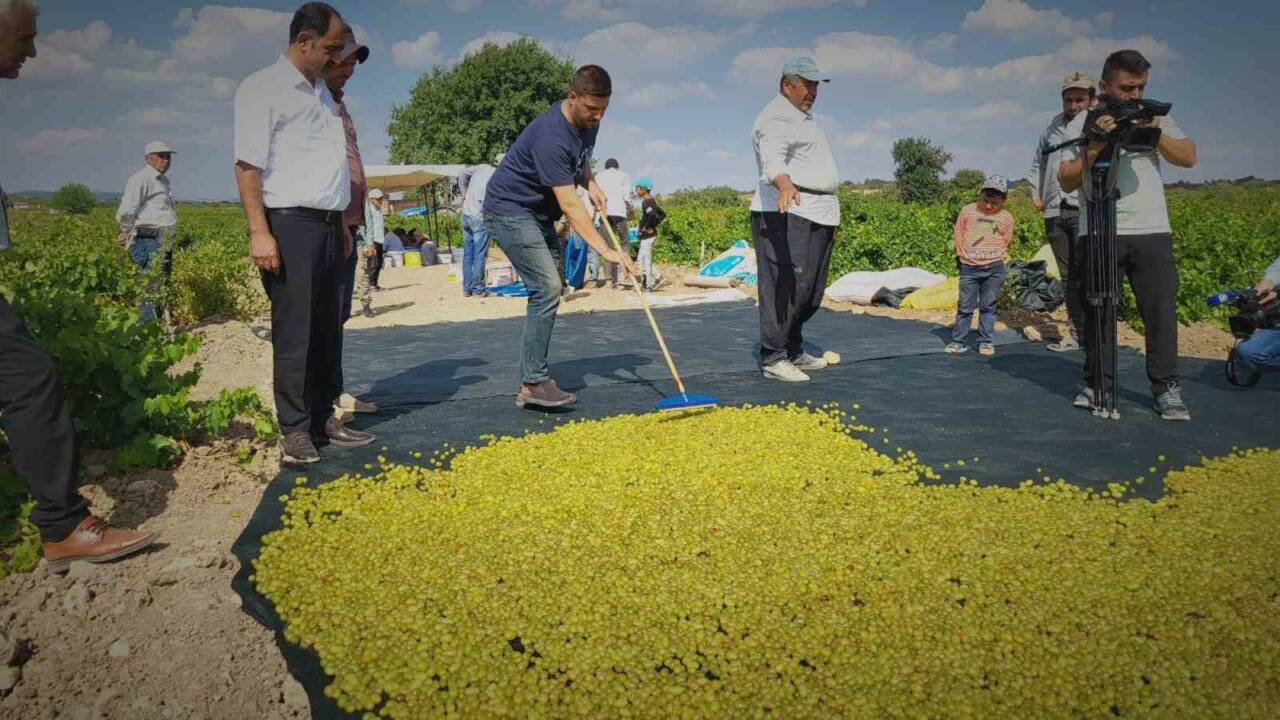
[750,94,840,227]
[594,166,633,219]
[233,54,349,211]
[462,164,494,219]
[116,165,178,233]
[1028,112,1080,219]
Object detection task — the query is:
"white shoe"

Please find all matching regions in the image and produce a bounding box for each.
[762,359,810,382]
[338,392,378,413]
[790,352,829,371]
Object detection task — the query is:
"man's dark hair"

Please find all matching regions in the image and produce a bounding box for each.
[605,158,619,169]
[289,2,341,44]
[571,65,612,98]
[1101,49,1151,82]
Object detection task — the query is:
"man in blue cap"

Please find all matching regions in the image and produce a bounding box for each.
[749,56,840,382]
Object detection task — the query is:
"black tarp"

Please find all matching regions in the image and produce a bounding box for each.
[230,302,1276,718]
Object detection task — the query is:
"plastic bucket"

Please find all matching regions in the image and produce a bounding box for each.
[404,250,423,268]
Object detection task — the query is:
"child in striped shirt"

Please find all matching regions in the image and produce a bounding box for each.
[947,175,1015,356]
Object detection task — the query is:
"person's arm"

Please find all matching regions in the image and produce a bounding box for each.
[234,162,278,274]
[116,174,145,245]
[1155,117,1196,169]
[554,185,634,273]
[953,209,969,255]
[756,119,798,213]
[1029,130,1047,211]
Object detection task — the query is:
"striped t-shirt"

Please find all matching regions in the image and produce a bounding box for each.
[953,203,1014,266]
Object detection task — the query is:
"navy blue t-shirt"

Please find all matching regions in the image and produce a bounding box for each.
[484,102,597,222]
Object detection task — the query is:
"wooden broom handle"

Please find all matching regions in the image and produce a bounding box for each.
[600,221,688,396]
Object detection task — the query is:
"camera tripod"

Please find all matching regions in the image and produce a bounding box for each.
[1080,139,1124,420]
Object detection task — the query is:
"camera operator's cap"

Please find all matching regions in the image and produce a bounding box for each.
[781,56,830,83]
[1062,71,1094,92]
[634,177,653,191]
[368,188,385,199]
[145,141,175,155]
[338,27,370,64]
[981,174,1009,194]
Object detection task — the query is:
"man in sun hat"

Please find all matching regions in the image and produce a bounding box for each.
[750,55,840,383]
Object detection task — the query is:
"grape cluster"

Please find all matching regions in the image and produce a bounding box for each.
[252,405,1280,717]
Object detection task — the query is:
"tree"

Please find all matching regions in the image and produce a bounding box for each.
[891,137,953,204]
[950,168,986,195]
[50,183,96,214]
[388,40,575,165]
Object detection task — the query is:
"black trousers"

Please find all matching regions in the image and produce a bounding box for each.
[1082,232,1179,394]
[1046,211,1086,341]
[261,211,342,436]
[369,242,385,288]
[752,212,836,366]
[330,235,359,406]
[0,298,89,541]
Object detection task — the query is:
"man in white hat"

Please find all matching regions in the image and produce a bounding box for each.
[116,140,179,322]
[750,55,840,383]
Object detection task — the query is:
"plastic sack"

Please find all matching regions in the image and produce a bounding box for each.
[564,235,588,289]
[1006,260,1064,312]
[1031,244,1061,280]
[900,277,960,311]
[826,267,945,305]
[698,240,757,287]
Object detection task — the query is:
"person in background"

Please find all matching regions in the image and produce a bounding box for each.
[482,65,636,409]
[1230,259,1280,376]
[750,56,841,383]
[1030,71,1094,353]
[233,2,362,465]
[365,189,388,289]
[593,158,632,288]
[946,176,1015,357]
[461,153,502,297]
[633,177,666,291]
[0,0,157,571]
[326,24,379,425]
[383,226,405,266]
[116,141,179,323]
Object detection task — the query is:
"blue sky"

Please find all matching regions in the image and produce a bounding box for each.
[3,0,1278,200]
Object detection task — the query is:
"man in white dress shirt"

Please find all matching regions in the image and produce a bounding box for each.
[116,141,179,322]
[750,56,841,383]
[233,2,367,465]
[593,158,632,288]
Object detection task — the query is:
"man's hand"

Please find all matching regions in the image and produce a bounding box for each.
[343,226,354,259]
[117,232,130,247]
[1031,196,1044,212]
[250,229,281,274]
[1088,114,1116,155]
[774,175,800,213]
[1255,279,1277,306]
[588,183,608,217]
[363,244,377,259]
[605,248,639,279]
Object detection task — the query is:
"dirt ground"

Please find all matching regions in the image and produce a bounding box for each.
[0,261,1235,719]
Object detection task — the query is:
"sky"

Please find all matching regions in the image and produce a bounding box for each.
[2,0,1279,200]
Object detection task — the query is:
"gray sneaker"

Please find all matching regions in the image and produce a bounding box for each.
[1154,383,1190,421]
[790,352,829,371]
[1047,337,1080,352]
[280,431,320,465]
[762,359,810,382]
[1074,385,1115,410]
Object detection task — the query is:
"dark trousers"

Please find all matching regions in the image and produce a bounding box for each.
[607,215,629,281]
[330,235,359,405]
[752,211,836,366]
[953,261,1007,345]
[1082,232,1179,394]
[1046,211,1085,341]
[261,211,342,436]
[0,298,89,542]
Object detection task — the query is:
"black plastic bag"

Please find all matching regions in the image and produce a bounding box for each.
[1006,260,1064,312]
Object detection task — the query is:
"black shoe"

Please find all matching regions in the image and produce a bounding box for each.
[320,415,376,448]
[279,432,320,465]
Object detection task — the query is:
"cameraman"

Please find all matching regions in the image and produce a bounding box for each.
[1234,258,1280,375]
[1058,49,1198,421]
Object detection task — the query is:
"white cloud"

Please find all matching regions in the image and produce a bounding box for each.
[533,0,859,20]
[961,0,1093,40]
[573,22,730,69]
[457,31,531,61]
[922,32,957,55]
[170,6,289,66]
[729,46,809,85]
[623,81,715,107]
[392,31,444,69]
[19,128,107,153]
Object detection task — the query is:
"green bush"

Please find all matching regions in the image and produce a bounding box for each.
[50,182,97,214]
[665,186,746,207]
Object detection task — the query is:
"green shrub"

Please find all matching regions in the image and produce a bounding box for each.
[50,182,97,214]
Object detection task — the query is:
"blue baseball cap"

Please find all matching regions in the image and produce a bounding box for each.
[781,56,830,83]
[634,177,653,191]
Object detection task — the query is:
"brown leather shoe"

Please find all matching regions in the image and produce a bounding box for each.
[43,516,157,574]
[318,414,375,448]
[515,380,577,409]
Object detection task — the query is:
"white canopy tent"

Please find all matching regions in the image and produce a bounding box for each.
[362,164,468,194]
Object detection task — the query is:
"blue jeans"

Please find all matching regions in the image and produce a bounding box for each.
[485,210,563,385]
[1235,328,1280,374]
[953,261,1006,345]
[462,213,490,295]
[129,235,171,323]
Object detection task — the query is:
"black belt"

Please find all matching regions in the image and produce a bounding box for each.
[267,207,342,223]
[794,185,834,196]
[1059,201,1079,211]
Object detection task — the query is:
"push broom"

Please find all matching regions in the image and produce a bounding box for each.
[600,221,718,413]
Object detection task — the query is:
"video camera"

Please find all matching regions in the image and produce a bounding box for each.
[1083,95,1172,153]
[1207,288,1280,387]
